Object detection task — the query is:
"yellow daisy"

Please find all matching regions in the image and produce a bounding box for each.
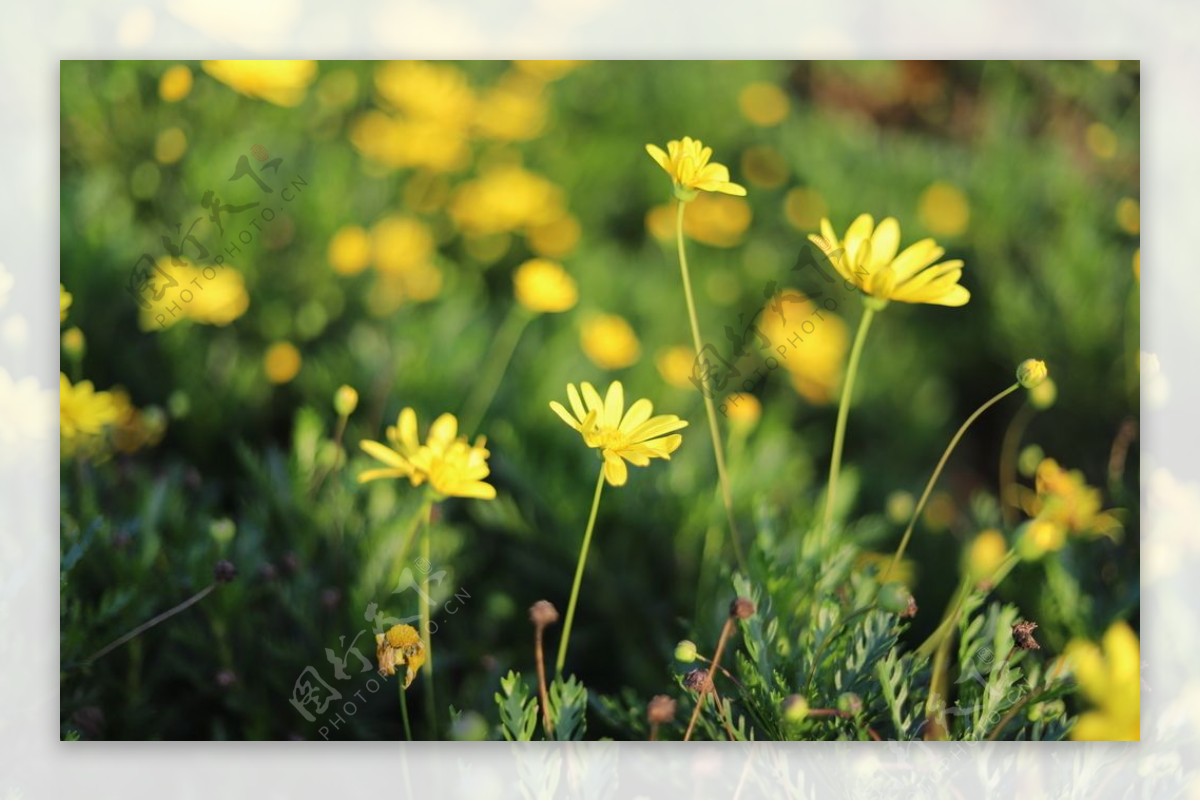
[550,380,687,486]
[809,214,970,308]
[358,409,495,500]
[645,136,747,198]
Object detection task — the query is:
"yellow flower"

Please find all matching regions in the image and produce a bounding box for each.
[527,214,581,258]
[784,188,829,231]
[109,389,166,454]
[60,284,72,323]
[1031,459,1121,539]
[158,65,193,102]
[62,327,85,360]
[1064,621,1140,740]
[964,529,1008,585]
[60,373,120,457]
[264,342,302,385]
[474,72,546,142]
[137,261,249,330]
[580,314,640,370]
[358,409,496,500]
[201,60,317,107]
[513,60,584,81]
[349,110,471,173]
[1016,518,1067,560]
[371,215,434,275]
[449,165,566,236]
[741,145,789,189]
[645,136,747,198]
[857,551,916,587]
[737,82,790,127]
[328,225,372,276]
[375,624,427,688]
[1115,197,1139,234]
[809,215,970,307]
[513,259,578,313]
[375,61,476,128]
[550,380,688,486]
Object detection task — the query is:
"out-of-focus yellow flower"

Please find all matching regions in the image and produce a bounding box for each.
[450,164,566,237]
[201,60,317,107]
[137,262,249,330]
[885,490,915,525]
[964,529,1008,585]
[581,314,640,370]
[376,624,427,688]
[1085,122,1118,160]
[646,136,746,199]
[159,65,193,102]
[375,61,475,128]
[1115,197,1139,234]
[371,215,434,275]
[810,215,970,307]
[738,82,790,127]
[154,127,188,164]
[722,392,761,429]
[783,188,829,231]
[917,182,970,237]
[474,72,546,141]
[550,380,688,486]
[334,385,359,417]
[60,285,72,323]
[857,551,916,587]
[649,194,752,248]
[62,327,85,360]
[741,145,789,189]
[514,60,584,81]
[513,259,577,314]
[1065,621,1140,741]
[315,69,359,110]
[1029,377,1057,409]
[349,111,471,173]
[358,409,496,500]
[527,214,581,258]
[656,345,696,390]
[758,291,848,404]
[109,389,166,454]
[1029,458,1122,539]
[60,373,120,458]
[328,225,372,276]
[264,342,302,385]
[1017,518,1067,560]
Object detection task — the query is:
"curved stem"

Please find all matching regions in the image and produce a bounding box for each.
[997,402,1035,526]
[84,583,216,665]
[556,466,606,675]
[884,382,1020,582]
[419,500,436,737]
[459,306,533,435]
[822,306,876,536]
[675,200,745,571]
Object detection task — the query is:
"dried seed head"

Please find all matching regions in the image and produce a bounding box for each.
[729,597,756,620]
[1013,620,1041,650]
[213,560,238,583]
[529,600,560,628]
[647,694,677,725]
[683,669,714,694]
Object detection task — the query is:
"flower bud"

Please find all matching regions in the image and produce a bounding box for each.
[529,600,560,628]
[333,384,359,417]
[729,597,756,620]
[783,694,810,722]
[837,692,863,716]
[683,669,713,693]
[878,582,915,617]
[1017,359,1048,389]
[674,640,698,664]
[62,327,86,360]
[209,518,236,547]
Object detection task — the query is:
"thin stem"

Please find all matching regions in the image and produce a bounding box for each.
[534,627,553,736]
[399,683,413,741]
[685,617,736,741]
[459,306,533,435]
[675,200,745,571]
[998,402,1035,526]
[822,306,876,536]
[420,501,437,738]
[84,583,216,665]
[556,466,606,675]
[885,382,1021,581]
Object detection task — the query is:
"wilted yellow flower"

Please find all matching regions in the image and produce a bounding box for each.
[550,380,688,486]
[376,624,427,688]
[201,60,317,107]
[264,342,302,385]
[784,188,829,231]
[513,259,577,313]
[645,136,747,198]
[60,373,120,457]
[474,72,546,141]
[449,165,566,236]
[159,65,193,102]
[964,529,1008,585]
[358,409,495,500]
[1065,621,1140,740]
[655,345,696,390]
[758,291,848,404]
[328,225,372,276]
[371,215,434,275]
[581,314,640,370]
[810,214,970,307]
[917,182,970,237]
[737,82,790,127]
[60,284,72,323]
[137,262,249,330]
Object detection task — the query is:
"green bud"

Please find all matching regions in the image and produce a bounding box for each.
[333,384,358,417]
[878,582,915,616]
[209,518,236,547]
[837,692,863,716]
[1016,359,1048,389]
[674,640,698,664]
[783,694,810,722]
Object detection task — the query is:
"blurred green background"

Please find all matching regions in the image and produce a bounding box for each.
[59,60,1139,739]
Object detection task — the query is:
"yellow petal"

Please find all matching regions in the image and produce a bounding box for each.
[357,467,412,484]
[581,382,604,416]
[619,398,654,433]
[398,408,419,453]
[869,217,901,270]
[628,414,689,443]
[360,439,410,469]
[567,383,587,422]
[550,400,581,431]
[603,381,624,429]
[427,413,459,450]
[645,143,668,170]
[602,451,628,486]
[890,238,944,282]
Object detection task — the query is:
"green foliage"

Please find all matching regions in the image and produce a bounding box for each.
[494,671,538,742]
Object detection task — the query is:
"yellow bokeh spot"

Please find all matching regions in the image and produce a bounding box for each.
[1115,197,1139,234]
[201,60,317,107]
[917,182,970,237]
[154,127,188,165]
[328,225,372,276]
[965,529,1007,584]
[738,82,790,127]
[474,72,546,142]
[527,214,581,258]
[159,65,193,103]
[723,392,761,428]
[1086,122,1118,160]
[684,194,753,248]
[1093,60,1120,74]
[741,145,789,189]
[656,345,697,390]
[513,258,577,314]
[758,290,848,405]
[581,314,640,370]
[264,341,302,384]
[371,215,434,274]
[783,188,828,231]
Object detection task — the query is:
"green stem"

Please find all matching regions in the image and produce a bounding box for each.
[556,466,606,675]
[459,305,533,435]
[822,306,876,536]
[420,501,437,738]
[884,382,1020,582]
[675,200,745,571]
[997,401,1035,527]
[399,683,413,741]
[84,583,216,665]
